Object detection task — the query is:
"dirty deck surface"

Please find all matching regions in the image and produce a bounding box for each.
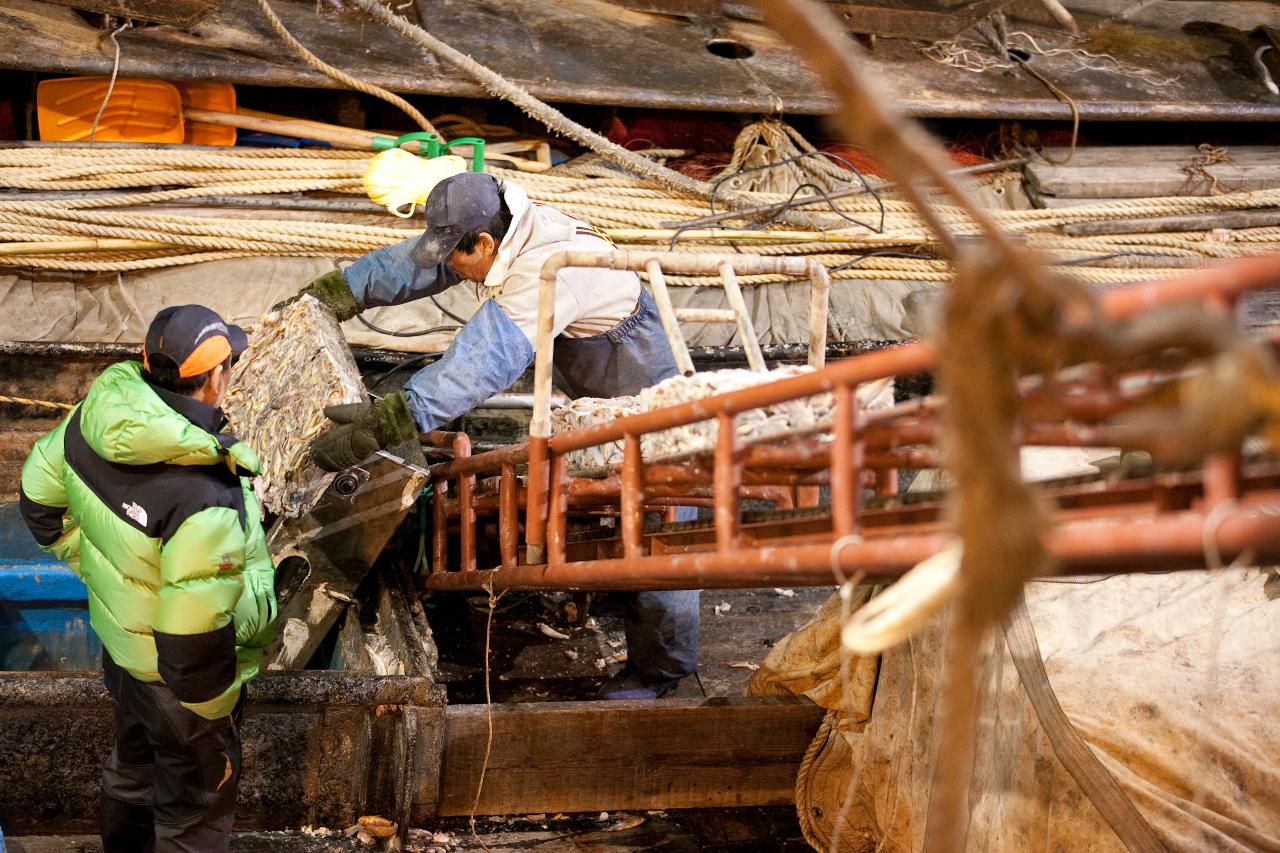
[2,547,831,850]
[6,806,809,851]
[427,586,833,703]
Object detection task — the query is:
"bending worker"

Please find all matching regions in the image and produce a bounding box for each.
[20,306,276,852]
[296,171,698,700]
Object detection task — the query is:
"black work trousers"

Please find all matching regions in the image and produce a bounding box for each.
[100,650,242,853]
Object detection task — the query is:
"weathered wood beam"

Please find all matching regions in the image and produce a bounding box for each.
[265,454,427,671]
[35,0,221,26]
[821,0,1007,40]
[436,697,824,816]
[1027,146,1280,199]
[4,0,1280,119]
[1062,208,1280,236]
[331,607,374,672]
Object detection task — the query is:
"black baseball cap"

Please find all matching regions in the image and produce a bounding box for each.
[409,172,503,268]
[142,305,248,378]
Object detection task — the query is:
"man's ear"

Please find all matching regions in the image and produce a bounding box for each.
[480,232,498,256]
[201,362,228,405]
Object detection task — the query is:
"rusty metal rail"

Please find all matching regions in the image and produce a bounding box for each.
[420,253,1280,593]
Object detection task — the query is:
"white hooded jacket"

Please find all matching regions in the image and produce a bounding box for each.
[478,181,642,341]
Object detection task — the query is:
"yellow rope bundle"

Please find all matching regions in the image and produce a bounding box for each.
[362,149,467,218]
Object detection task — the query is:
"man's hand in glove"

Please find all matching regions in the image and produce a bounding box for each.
[311,390,420,471]
[273,269,362,321]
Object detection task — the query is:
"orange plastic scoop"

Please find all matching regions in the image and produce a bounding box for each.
[177,81,236,146]
[37,77,185,144]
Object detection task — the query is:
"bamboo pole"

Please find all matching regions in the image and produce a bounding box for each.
[0,238,171,255]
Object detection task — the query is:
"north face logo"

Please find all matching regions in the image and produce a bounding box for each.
[121,501,148,527]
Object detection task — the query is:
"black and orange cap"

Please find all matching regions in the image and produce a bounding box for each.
[142,305,248,378]
[409,172,502,269]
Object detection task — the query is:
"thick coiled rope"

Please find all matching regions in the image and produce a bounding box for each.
[1,148,1278,281]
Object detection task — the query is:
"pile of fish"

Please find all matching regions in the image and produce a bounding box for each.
[551,394,644,474]
[224,296,366,516]
[640,367,835,461]
[550,367,896,474]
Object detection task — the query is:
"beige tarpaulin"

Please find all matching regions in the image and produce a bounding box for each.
[0,259,934,353]
[0,258,467,353]
[750,569,1280,852]
[671,277,935,346]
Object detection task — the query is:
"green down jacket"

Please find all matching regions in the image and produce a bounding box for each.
[19,360,276,719]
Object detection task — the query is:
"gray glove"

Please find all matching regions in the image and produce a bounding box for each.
[274,269,361,321]
[310,391,420,471]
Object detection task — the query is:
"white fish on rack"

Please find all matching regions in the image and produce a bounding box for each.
[549,367,896,475]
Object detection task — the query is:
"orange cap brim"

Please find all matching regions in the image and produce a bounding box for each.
[179,336,232,378]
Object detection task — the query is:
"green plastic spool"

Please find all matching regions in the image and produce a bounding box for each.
[371,131,486,172]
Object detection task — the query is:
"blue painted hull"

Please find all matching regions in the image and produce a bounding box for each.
[0,502,100,672]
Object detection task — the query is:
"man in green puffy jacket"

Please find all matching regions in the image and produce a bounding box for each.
[19,305,276,853]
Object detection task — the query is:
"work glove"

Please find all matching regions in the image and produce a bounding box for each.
[274,269,362,321]
[310,390,421,471]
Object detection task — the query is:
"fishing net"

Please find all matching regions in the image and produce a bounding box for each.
[224,295,365,517]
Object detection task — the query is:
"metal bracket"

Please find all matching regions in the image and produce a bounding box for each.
[332,466,371,502]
